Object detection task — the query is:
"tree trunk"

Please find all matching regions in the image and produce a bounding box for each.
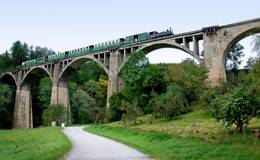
[237,118,244,133]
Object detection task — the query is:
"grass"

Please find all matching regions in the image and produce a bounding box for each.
[0,127,71,160]
[86,110,260,160]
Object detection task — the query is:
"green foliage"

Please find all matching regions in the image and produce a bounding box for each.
[121,100,141,125]
[29,46,55,59]
[226,43,244,70]
[10,41,29,66]
[109,92,128,121]
[153,84,190,119]
[72,88,95,124]
[0,41,55,71]
[109,53,207,122]
[166,60,208,103]
[122,51,166,94]
[0,51,12,69]
[68,62,108,124]
[37,77,52,110]
[0,83,14,128]
[69,62,107,85]
[71,80,106,124]
[42,104,65,126]
[210,86,259,132]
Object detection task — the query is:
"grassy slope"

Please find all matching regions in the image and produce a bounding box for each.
[86,110,260,160]
[0,127,71,160]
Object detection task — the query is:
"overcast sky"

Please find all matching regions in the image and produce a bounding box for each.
[0,0,259,65]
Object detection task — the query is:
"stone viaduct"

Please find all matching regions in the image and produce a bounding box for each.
[1,18,260,128]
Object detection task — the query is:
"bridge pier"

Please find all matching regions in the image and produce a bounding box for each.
[50,81,71,124]
[203,29,228,86]
[107,50,120,108]
[13,85,33,129]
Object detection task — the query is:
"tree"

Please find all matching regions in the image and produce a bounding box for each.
[121,100,141,125]
[42,104,65,126]
[10,41,29,66]
[29,46,55,59]
[122,51,150,93]
[109,92,128,121]
[37,77,52,111]
[121,51,168,113]
[72,89,95,124]
[153,83,190,119]
[0,83,14,128]
[166,60,208,104]
[226,43,244,70]
[0,51,12,69]
[252,35,260,56]
[210,86,259,133]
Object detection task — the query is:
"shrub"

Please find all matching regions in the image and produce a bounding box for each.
[121,100,142,125]
[42,104,65,126]
[210,86,259,133]
[153,83,190,119]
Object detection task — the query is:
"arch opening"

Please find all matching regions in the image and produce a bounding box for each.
[59,57,108,83]
[224,28,260,83]
[119,42,202,74]
[141,43,201,62]
[146,48,200,64]
[59,58,108,125]
[22,67,52,128]
[0,74,17,129]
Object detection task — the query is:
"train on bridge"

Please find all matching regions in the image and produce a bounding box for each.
[21,30,173,68]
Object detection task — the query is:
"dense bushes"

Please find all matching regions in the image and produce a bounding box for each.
[152,84,190,119]
[109,51,208,123]
[0,83,14,128]
[69,62,108,124]
[42,104,65,126]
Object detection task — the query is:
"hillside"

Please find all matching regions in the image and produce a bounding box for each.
[86,110,260,160]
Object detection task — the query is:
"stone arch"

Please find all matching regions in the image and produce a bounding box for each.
[0,73,18,88]
[223,26,260,67]
[21,66,53,87]
[118,41,201,74]
[58,56,109,82]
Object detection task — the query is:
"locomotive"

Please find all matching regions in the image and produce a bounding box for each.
[21,29,173,68]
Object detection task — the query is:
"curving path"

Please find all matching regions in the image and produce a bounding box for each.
[63,126,150,160]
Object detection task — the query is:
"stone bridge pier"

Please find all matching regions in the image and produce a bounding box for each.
[13,84,33,128]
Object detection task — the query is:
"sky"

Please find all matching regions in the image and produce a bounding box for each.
[0,0,259,65]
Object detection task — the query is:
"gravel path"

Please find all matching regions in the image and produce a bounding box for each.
[63,126,150,160]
